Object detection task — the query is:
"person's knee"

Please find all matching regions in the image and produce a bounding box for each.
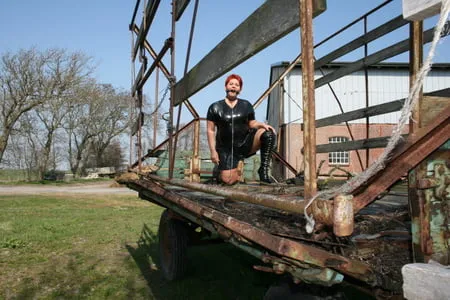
[220,170,239,185]
[260,130,276,148]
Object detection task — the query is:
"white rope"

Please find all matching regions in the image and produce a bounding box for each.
[304,0,450,234]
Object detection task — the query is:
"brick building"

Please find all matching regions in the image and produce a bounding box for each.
[266,62,450,180]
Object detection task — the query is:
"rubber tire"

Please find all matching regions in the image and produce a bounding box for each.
[158,209,188,281]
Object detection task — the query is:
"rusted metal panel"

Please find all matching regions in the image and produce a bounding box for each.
[353,105,450,212]
[127,177,378,284]
[413,147,450,265]
[173,0,327,106]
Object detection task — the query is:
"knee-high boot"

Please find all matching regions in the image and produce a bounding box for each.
[258,130,276,184]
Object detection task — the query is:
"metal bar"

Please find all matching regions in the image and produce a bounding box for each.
[168,0,176,179]
[253,54,302,109]
[316,65,365,171]
[128,178,377,284]
[129,0,142,30]
[132,24,171,79]
[364,16,370,169]
[130,119,196,168]
[315,15,408,69]
[316,99,405,127]
[410,21,424,133]
[146,174,309,214]
[408,20,425,262]
[273,151,299,175]
[173,0,326,106]
[132,24,199,118]
[300,0,317,199]
[314,0,394,49]
[315,21,450,88]
[131,59,147,96]
[173,0,200,180]
[153,68,159,149]
[132,0,161,61]
[135,38,173,95]
[315,135,407,153]
[353,105,450,212]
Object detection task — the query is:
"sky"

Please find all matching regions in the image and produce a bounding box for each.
[1,0,449,134]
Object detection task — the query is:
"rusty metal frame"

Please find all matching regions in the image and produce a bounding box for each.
[128,177,379,286]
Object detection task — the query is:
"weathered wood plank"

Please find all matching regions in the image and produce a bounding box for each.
[402,0,443,21]
[174,0,191,21]
[173,0,327,106]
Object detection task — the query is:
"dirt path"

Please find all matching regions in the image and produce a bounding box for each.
[0,181,137,195]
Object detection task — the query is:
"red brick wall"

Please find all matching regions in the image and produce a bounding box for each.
[274,123,409,179]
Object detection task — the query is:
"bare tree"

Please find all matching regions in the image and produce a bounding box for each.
[0,48,93,163]
[64,82,130,176]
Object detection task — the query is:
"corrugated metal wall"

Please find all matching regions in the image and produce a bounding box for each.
[267,64,450,127]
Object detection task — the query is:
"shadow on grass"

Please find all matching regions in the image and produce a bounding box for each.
[126,223,278,300]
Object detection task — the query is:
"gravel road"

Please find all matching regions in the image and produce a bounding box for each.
[0,181,137,195]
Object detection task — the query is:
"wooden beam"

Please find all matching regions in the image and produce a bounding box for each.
[174,0,191,21]
[403,0,443,21]
[173,0,327,106]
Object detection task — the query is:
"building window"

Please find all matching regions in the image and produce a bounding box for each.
[328,136,349,165]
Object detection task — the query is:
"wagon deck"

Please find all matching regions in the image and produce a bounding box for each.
[119,173,411,293]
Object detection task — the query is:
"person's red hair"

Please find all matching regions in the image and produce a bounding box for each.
[225,74,243,88]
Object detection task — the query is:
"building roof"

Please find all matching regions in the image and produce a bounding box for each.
[271,61,450,70]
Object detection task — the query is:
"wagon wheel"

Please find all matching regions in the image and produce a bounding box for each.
[264,277,346,300]
[158,209,188,281]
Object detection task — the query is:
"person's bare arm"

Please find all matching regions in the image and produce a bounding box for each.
[207,120,219,164]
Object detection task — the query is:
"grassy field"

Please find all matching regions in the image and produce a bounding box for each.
[0,190,277,299]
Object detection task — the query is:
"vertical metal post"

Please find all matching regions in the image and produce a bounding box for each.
[153,68,159,149]
[168,0,176,179]
[137,89,144,170]
[410,21,424,132]
[364,16,370,169]
[300,0,317,198]
[192,119,201,182]
[408,20,425,262]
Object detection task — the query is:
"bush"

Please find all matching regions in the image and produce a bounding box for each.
[43,170,66,181]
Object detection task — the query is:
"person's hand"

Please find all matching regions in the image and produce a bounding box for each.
[262,123,276,134]
[211,150,220,164]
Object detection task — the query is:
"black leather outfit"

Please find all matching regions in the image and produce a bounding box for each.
[207,99,257,170]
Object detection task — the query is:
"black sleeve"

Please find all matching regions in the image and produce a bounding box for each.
[247,101,255,121]
[207,103,218,122]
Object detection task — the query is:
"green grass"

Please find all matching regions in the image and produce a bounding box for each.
[0,190,276,299]
[0,169,35,182]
